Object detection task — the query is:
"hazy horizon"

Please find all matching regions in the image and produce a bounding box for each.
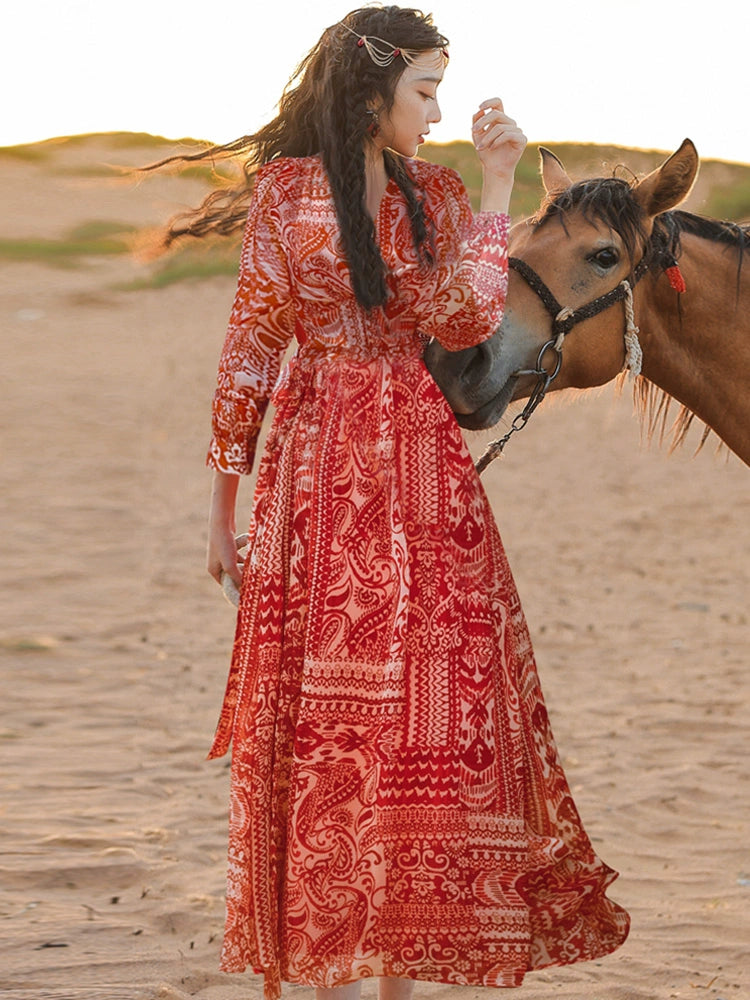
[7,130,749,172]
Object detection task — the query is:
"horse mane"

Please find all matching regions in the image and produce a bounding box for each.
[665,210,750,250]
[535,175,748,456]
[623,372,715,455]
[636,212,746,455]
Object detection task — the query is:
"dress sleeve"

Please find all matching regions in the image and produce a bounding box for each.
[417,167,510,351]
[206,161,296,475]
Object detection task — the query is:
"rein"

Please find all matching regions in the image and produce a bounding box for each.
[475,255,650,474]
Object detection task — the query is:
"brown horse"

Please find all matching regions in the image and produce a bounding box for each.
[425,140,750,467]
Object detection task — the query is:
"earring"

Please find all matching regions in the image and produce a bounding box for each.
[366,110,380,138]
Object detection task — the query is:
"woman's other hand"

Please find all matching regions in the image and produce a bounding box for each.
[207,470,242,588]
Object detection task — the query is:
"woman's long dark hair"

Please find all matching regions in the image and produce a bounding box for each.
[148,6,449,309]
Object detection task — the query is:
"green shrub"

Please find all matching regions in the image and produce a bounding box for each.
[0,220,137,265]
[121,241,242,290]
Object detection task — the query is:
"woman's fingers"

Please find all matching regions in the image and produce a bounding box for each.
[477,122,526,151]
[475,96,505,116]
[215,561,242,589]
[472,97,527,173]
[207,533,244,587]
[473,104,519,150]
[472,98,510,128]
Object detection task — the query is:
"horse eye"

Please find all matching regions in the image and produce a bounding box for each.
[589,248,619,269]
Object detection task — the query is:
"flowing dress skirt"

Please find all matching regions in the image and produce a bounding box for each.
[209,352,629,999]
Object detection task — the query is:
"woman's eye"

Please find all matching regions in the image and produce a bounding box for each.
[419,92,433,101]
[589,248,619,270]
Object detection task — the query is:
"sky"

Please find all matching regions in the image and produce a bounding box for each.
[4,0,748,164]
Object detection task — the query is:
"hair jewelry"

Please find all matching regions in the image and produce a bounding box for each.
[339,22,448,67]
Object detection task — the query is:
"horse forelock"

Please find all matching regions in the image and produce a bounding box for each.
[532,176,649,265]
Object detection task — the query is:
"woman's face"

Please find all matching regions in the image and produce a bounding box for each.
[374,50,445,157]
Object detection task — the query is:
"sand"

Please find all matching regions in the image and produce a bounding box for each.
[0,136,748,1000]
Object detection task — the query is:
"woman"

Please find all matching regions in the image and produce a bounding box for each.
[166,6,629,998]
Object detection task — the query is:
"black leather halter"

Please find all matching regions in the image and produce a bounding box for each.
[508,255,650,340]
[474,255,650,474]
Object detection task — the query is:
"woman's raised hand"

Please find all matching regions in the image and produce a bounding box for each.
[472,98,527,175]
[472,98,527,214]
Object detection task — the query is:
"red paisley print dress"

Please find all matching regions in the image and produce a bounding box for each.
[207,155,629,999]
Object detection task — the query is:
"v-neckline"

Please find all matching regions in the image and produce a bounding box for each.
[315,155,397,234]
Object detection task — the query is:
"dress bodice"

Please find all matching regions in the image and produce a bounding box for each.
[207,154,510,474]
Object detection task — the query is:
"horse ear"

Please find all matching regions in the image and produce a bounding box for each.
[540,146,572,195]
[632,139,699,217]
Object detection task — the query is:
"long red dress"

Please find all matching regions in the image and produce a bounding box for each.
[207,155,629,999]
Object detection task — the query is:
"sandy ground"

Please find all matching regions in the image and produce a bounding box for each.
[1,137,748,1000]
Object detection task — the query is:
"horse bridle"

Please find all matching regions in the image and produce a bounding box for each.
[474,255,651,474]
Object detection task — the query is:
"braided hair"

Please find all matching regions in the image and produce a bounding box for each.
[150,7,449,310]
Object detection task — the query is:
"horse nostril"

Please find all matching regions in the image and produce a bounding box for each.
[459,340,493,390]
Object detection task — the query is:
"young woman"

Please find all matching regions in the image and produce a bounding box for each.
[165,5,629,998]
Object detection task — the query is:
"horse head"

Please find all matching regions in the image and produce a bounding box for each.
[425,140,699,430]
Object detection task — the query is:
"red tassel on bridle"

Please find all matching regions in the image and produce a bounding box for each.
[664,261,686,293]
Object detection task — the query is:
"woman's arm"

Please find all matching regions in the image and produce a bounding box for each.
[207,469,241,587]
[207,162,297,477]
[414,99,526,351]
[205,162,297,587]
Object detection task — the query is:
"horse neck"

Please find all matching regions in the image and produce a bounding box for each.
[636,232,750,464]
